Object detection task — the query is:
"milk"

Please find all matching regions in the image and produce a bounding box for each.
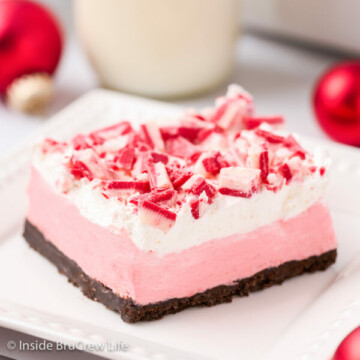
[75,0,240,98]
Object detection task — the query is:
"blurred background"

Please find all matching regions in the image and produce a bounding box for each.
[0,0,359,158]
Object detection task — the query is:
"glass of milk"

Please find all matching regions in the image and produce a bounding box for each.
[75,0,240,99]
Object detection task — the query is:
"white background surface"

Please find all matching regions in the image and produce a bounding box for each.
[0,1,354,359]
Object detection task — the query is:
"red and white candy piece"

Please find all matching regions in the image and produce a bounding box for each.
[247,144,269,183]
[159,114,213,144]
[105,180,150,195]
[195,151,229,176]
[167,167,193,189]
[244,116,285,130]
[255,128,285,144]
[233,137,250,164]
[200,131,228,151]
[130,188,177,207]
[189,197,200,220]
[211,85,253,129]
[226,84,253,104]
[68,150,114,181]
[114,145,136,170]
[259,150,270,183]
[178,124,205,143]
[284,134,305,153]
[147,188,177,206]
[140,122,165,151]
[247,144,261,168]
[165,136,201,162]
[212,98,245,130]
[90,121,133,139]
[136,150,169,174]
[147,162,173,189]
[266,172,284,192]
[75,122,133,151]
[69,158,93,181]
[222,149,243,167]
[182,175,216,199]
[218,167,260,198]
[138,200,177,232]
[149,151,169,164]
[159,126,179,141]
[279,163,292,182]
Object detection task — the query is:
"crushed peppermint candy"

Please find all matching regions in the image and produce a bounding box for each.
[39,85,327,232]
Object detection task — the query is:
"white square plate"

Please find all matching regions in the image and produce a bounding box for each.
[0,90,359,360]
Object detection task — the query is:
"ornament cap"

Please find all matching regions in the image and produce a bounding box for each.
[6,72,53,114]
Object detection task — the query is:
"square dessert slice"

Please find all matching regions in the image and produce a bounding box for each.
[24,85,336,323]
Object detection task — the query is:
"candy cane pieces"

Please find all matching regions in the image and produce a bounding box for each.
[219,167,260,198]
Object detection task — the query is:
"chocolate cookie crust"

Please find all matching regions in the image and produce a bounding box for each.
[23,220,337,323]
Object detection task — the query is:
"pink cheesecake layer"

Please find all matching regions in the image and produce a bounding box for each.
[27,167,337,305]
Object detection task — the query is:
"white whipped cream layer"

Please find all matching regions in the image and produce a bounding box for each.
[33,146,330,256]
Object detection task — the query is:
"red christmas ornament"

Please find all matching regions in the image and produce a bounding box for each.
[313,61,360,146]
[0,0,63,113]
[333,326,360,360]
